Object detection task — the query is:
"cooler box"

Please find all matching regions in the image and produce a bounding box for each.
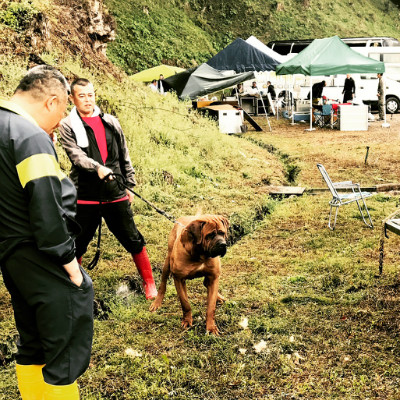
[339,105,368,131]
[218,109,244,134]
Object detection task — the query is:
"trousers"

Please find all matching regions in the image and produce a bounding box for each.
[75,200,145,259]
[1,244,94,385]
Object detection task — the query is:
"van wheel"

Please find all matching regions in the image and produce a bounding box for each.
[386,97,400,114]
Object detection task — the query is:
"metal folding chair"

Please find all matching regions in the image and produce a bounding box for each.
[314,104,333,128]
[316,163,373,230]
[378,208,400,274]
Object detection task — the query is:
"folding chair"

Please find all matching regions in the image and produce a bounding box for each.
[378,208,400,274]
[316,163,373,230]
[314,104,333,128]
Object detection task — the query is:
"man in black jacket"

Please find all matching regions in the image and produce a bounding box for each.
[307,80,326,100]
[0,66,93,399]
[342,74,356,103]
[59,78,157,300]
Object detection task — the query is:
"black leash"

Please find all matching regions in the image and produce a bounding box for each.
[84,173,184,270]
[86,220,101,270]
[108,173,185,228]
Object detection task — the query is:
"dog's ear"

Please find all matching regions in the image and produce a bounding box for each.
[219,216,230,231]
[183,220,205,245]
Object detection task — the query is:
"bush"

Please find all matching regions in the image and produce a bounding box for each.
[0,1,38,33]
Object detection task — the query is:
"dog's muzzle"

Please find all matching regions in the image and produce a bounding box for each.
[209,241,227,258]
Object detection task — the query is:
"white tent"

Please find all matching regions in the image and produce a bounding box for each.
[245,36,286,64]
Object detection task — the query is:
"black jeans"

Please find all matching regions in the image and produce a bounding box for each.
[1,244,94,385]
[75,200,145,259]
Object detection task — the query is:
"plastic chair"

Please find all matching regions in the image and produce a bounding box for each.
[314,104,333,128]
[316,163,373,230]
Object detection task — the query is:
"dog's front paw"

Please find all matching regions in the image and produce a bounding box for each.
[181,316,193,329]
[149,298,162,312]
[217,292,227,304]
[206,323,220,336]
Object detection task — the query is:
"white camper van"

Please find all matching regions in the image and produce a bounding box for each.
[291,74,400,114]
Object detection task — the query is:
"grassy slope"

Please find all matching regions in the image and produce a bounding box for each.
[106,0,400,73]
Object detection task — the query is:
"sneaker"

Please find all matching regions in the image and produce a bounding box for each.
[143,281,157,300]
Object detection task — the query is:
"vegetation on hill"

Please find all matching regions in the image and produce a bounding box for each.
[105,0,400,74]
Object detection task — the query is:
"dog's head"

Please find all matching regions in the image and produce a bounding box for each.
[181,215,229,258]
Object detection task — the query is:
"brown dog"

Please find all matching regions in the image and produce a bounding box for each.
[149,214,229,335]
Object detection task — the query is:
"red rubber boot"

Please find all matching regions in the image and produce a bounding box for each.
[132,247,157,300]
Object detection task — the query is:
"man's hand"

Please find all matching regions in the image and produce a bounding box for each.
[98,166,114,180]
[126,189,135,203]
[63,258,83,287]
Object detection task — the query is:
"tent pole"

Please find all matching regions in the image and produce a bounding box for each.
[382,77,390,128]
[258,89,272,132]
[290,75,297,125]
[305,77,315,131]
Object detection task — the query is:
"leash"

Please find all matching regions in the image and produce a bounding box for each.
[108,173,186,228]
[84,173,185,270]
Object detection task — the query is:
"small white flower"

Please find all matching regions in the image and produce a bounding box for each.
[254,340,267,353]
[239,348,247,354]
[125,348,142,358]
[239,317,248,329]
[293,351,304,360]
[289,335,295,342]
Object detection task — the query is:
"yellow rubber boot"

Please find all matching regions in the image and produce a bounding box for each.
[43,381,79,399]
[15,363,45,400]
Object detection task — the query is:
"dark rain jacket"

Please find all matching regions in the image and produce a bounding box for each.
[0,100,78,264]
[59,112,136,202]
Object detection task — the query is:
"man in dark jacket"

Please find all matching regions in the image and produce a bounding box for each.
[307,80,326,100]
[342,74,356,103]
[267,81,276,100]
[377,73,385,120]
[59,78,157,300]
[0,66,93,399]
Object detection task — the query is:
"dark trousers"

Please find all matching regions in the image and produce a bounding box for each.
[343,91,353,103]
[1,244,94,385]
[75,200,145,259]
[378,100,385,119]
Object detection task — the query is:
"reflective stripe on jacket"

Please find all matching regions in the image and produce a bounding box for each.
[0,100,77,263]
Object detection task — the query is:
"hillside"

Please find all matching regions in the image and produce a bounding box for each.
[105,0,400,73]
[1,0,399,76]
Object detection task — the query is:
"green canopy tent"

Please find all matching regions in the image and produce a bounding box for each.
[276,35,385,130]
[130,64,185,82]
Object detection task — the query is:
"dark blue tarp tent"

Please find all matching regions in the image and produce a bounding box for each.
[206,38,281,72]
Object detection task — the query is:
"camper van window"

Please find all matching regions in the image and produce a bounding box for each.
[292,43,307,53]
[273,43,292,55]
[383,53,400,63]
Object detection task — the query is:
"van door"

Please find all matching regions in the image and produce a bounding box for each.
[357,75,379,101]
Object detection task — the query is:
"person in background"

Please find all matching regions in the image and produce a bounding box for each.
[267,81,276,100]
[0,65,93,399]
[377,73,385,120]
[248,81,259,96]
[342,74,355,103]
[157,74,165,94]
[307,80,326,101]
[148,79,158,93]
[231,83,244,97]
[59,78,158,300]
